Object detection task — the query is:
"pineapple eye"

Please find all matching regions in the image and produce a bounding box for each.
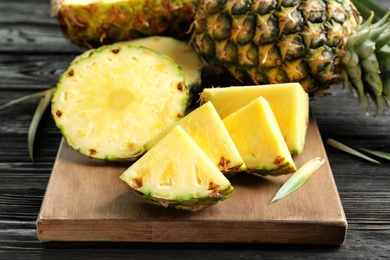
[218,157,231,171]
[55,110,62,118]
[88,149,97,157]
[177,82,184,91]
[208,181,219,191]
[66,69,74,77]
[273,156,285,166]
[131,178,143,189]
[111,48,120,54]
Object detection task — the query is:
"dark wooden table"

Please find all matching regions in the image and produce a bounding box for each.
[1,0,389,259]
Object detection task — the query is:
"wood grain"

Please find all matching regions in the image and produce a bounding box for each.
[36,116,347,245]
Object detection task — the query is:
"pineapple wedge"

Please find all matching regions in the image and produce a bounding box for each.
[223,97,296,177]
[52,44,188,160]
[200,83,309,155]
[120,125,234,211]
[145,101,246,175]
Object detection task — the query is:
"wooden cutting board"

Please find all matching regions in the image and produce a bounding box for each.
[36,115,347,245]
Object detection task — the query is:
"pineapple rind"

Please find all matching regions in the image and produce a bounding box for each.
[120,125,234,211]
[52,0,198,48]
[52,44,188,160]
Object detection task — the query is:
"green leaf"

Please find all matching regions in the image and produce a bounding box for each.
[269,158,325,204]
[326,138,381,164]
[360,148,390,161]
[353,0,388,22]
[28,90,53,162]
[0,88,55,110]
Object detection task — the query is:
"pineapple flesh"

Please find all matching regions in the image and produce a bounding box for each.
[200,83,309,154]
[52,0,199,48]
[223,97,296,176]
[145,101,246,175]
[52,44,188,160]
[120,125,234,211]
[72,36,204,104]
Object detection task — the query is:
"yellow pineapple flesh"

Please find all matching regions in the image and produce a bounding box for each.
[52,44,188,161]
[223,97,296,177]
[120,125,234,211]
[145,101,246,175]
[200,83,309,154]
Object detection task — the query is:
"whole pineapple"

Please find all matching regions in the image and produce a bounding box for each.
[191,0,390,113]
[52,0,199,48]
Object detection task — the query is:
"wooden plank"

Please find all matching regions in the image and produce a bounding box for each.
[36,116,347,244]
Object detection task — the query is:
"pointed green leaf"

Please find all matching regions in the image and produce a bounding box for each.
[327,138,381,164]
[360,148,390,161]
[269,158,325,204]
[353,0,388,22]
[0,88,55,110]
[28,90,53,162]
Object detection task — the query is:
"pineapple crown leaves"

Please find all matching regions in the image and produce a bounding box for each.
[341,7,390,116]
[327,138,390,164]
[0,88,55,161]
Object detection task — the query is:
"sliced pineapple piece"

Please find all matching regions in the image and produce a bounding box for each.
[200,83,309,154]
[223,97,296,177]
[52,44,188,161]
[120,125,234,211]
[145,101,246,175]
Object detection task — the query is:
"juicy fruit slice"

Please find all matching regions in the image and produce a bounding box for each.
[52,0,198,48]
[52,44,188,160]
[200,83,309,154]
[145,101,246,175]
[120,125,234,211]
[73,36,203,103]
[121,36,203,95]
[223,97,296,177]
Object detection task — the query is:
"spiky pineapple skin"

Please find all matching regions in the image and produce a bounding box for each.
[52,0,199,48]
[191,0,361,94]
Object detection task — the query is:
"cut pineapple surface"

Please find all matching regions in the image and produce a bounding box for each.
[145,101,246,174]
[120,125,234,211]
[200,83,309,154]
[52,44,188,160]
[223,97,296,176]
[74,36,203,96]
[121,37,203,93]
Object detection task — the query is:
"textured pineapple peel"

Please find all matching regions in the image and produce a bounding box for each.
[52,44,188,161]
[120,125,234,211]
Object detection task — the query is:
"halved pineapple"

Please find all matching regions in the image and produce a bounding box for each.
[120,125,234,211]
[145,101,246,175]
[52,44,188,160]
[73,36,203,102]
[223,97,296,177]
[200,83,309,154]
